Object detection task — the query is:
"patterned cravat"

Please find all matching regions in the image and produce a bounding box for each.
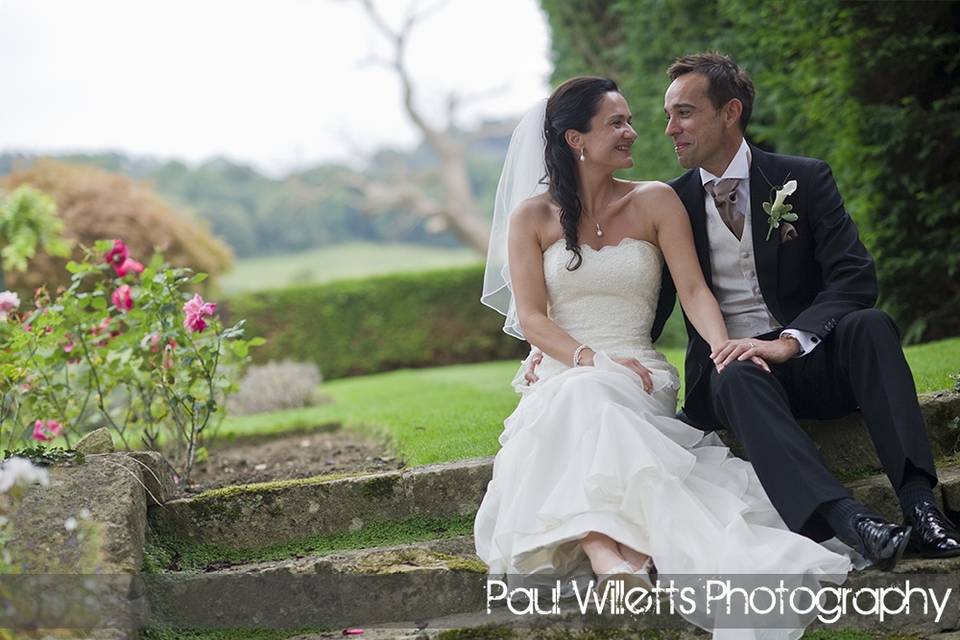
[705,178,744,240]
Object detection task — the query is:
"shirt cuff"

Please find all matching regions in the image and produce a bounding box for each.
[780,329,820,358]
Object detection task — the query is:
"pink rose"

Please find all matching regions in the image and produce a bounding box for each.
[163,339,177,369]
[92,316,112,335]
[0,291,20,321]
[112,285,133,311]
[33,287,49,308]
[91,316,115,346]
[182,294,217,333]
[116,258,144,277]
[32,419,64,442]
[105,240,145,278]
[105,239,129,270]
[146,333,161,352]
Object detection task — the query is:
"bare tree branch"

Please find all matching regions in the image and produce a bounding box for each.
[352,0,491,253]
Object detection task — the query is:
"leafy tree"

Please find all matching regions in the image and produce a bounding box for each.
[0,185,71,289]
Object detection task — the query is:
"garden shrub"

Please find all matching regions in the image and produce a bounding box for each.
[226,360,325,415]
[224,266,529,380]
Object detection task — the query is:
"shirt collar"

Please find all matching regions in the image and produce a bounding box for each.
[700,138,751,186]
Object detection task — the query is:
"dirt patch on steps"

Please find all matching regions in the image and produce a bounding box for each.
[176,424,405,496]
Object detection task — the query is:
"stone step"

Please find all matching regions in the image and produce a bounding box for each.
[150,391,960,553]
[142,465,960,570]
[143,535,485,631]
[4,451,166,636]
[150,457,493,551]
[850,464,960,523]
[145,464,960,637]
[146,534,960,637]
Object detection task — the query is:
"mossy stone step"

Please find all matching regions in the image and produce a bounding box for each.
[849,464,960,523]
[149,462,960,575]
[151,533,960,637]
[150,458,493,551]
[145,535,486,631]
[151,391,960,553]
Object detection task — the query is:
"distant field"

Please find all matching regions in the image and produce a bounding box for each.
[219,242,482,293]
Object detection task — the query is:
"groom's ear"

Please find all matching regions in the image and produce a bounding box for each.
[722,98,743,130]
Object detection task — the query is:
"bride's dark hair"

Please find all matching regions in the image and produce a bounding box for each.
[544,76,620,271]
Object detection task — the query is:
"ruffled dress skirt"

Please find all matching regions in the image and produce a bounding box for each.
[473,349,855,638]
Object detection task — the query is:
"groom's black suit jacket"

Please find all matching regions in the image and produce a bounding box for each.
[651,143,878,427]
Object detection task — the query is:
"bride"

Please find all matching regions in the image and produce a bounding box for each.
[475,77,854,636]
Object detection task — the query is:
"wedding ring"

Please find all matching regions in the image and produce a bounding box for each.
[748,342,756,348]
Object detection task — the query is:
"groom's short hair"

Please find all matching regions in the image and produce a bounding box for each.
[667,52,755,132]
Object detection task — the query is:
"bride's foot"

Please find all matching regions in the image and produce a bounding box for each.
[582,534,656,592]
[596,560,655,595]
[581,532,627,575]
[617,542,657,576]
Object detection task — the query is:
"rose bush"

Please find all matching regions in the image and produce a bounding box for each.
[0,239,261,482]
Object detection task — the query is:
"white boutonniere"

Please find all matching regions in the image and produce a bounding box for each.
[762,179,799,242]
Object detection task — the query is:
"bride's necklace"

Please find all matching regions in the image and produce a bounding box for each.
[582,209,604,237]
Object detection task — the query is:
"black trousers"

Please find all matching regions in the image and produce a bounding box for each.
[708,308,937,541]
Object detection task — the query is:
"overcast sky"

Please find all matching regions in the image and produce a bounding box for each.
[0,0,552,175]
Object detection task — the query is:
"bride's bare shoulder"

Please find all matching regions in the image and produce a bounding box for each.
[627,180,684,214]
[510,193,555,231]
[513,193,554,218]
[628,180,678,199]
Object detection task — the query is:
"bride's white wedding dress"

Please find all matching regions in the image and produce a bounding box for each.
[473,237,854,638]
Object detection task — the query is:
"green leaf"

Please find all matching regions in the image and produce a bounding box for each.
[91,297,107,311]
[782,213,799,222]
[762,202,772,214]
[191,273,208,284]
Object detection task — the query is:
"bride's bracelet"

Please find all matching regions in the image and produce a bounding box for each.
[573,344,590,367]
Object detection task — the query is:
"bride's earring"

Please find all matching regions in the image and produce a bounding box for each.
[579,148,586,162]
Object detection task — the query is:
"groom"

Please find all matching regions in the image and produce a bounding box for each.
[652,52,960,569]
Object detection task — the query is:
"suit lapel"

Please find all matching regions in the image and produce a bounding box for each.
[749,145,783,322]
[680,173,713,288]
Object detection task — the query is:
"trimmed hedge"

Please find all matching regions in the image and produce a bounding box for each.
[222,266,528,380]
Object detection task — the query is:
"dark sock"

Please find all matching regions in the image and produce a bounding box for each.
[818,497,879,544]
[897,471,935,518]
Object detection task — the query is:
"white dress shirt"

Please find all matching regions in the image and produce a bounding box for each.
[699,139,819,356]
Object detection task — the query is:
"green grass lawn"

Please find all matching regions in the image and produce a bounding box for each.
[219,242,482,293]
[221,337,960,467]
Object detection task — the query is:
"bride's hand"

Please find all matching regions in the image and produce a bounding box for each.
[612,357,654,394]
[523,350,544,385]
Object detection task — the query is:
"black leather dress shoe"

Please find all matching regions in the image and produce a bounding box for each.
[906,500,960,558]
[850,515,912,571]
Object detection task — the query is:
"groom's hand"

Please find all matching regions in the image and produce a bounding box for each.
[712,337,800,371]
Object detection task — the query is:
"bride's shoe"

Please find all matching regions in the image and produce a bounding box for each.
[596,559,655,593]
